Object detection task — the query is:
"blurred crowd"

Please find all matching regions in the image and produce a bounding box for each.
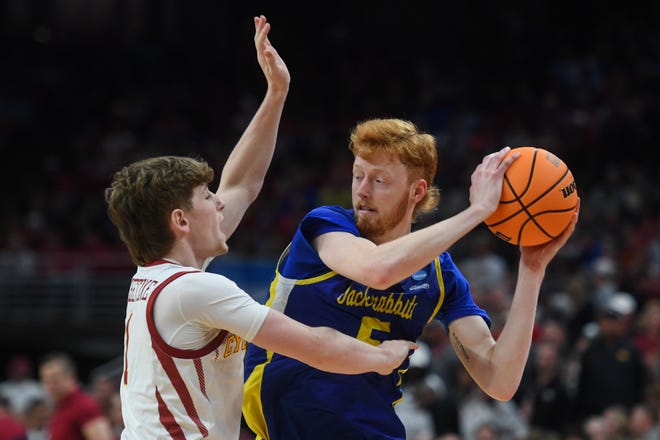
[0,353,123,440]
[1,2,660,439]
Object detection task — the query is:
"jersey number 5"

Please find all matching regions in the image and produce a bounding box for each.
[357,316,391,346]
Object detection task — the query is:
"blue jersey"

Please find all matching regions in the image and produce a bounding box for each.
[243,206,490,440]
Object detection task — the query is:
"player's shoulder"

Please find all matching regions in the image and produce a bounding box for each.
[438,250,455,265]
[171,270,240,293]
[437,251,463,274]
[300,205,356,234]
[304,205,352,221]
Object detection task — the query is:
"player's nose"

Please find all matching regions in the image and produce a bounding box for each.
[355,179,370,198]
[214,195,225,211]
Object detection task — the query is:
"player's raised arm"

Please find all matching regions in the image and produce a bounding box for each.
[218,15,290,239]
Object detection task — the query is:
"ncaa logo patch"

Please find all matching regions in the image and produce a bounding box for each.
[412,270,427,281]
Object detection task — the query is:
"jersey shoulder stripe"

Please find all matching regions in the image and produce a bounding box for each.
[145,270,228,358]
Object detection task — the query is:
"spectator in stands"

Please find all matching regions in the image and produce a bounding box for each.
[628,402,659,440]
[38,352,112,440]
[474,421,503,440]
[0,355,46,416]
[458,381,528,440]
[105,392,122,440]
[601,405,629,439]
[576,292,647,419]
[20,397,49,440]
[520,339,572,438]
[89,373,117,425]
[0,394,27,440]
[632,299,660,381]
[582,414,607,440]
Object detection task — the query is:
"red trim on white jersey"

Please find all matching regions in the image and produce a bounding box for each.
[146,271,229,359]
[154,342,209,437]
[144,270,226,437]
[155,387,186,440]
[193,358,207,399]
[123,313,133,385]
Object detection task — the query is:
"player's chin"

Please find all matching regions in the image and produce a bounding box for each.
[214,240,229,256]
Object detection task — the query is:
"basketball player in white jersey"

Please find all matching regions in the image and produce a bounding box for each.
[104,16,416,440]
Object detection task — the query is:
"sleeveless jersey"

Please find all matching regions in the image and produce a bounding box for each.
[120,260,268,440]
[243,206,490,440]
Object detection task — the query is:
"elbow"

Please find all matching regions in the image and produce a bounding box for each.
[488,388,516,402]
[349,253,401,290]
[245,181,264,204]
[482,380,520,402]
[362,266,397,290]
[217,180,263,205]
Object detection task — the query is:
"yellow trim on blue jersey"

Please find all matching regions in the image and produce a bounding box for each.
[426,257,446,324]
[393,260,445,406]
[275,242,291,268]
[243,349,275,440]
[265,272,279,307]
[394,366,409,393]
[295,270,338,285]
[242,259,284,439]
[271,242,337,287]
[245,255,337,438]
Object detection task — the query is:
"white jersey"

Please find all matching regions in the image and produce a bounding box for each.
[120,260,269,440]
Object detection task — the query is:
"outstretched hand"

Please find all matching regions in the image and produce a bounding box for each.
[520,198,580,271]
[375,340,419,375]
[254,15,290,94]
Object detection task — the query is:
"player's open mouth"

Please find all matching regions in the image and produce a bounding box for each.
[357,205,376,214]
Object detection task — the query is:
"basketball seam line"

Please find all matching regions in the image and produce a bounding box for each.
[486,166,571,228]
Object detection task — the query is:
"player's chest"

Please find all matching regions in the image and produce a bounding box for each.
[327,268,441,320]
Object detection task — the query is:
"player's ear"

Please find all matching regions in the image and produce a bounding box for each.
[411,179,427,202]
[170,209,189,232]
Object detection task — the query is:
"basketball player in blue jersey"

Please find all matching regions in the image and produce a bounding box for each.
[242,118,579,439]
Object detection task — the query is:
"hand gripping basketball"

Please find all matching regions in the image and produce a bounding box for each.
[485,146,578,246]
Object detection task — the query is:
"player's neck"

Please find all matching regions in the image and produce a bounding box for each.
[163,247,202,269]
[371,220,413,245]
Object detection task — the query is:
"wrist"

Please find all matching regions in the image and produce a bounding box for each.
[518,259,546,280]
[266,85,289,99]
[462,204,493,226]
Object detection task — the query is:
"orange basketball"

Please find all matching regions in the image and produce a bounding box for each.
[485,146,578,246]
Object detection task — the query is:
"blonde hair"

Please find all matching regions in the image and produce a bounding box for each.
[349,118,440,220]
[105,156,214,266]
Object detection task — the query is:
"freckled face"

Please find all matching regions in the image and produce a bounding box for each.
[187,185,228,257]
[352,152,413,241]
